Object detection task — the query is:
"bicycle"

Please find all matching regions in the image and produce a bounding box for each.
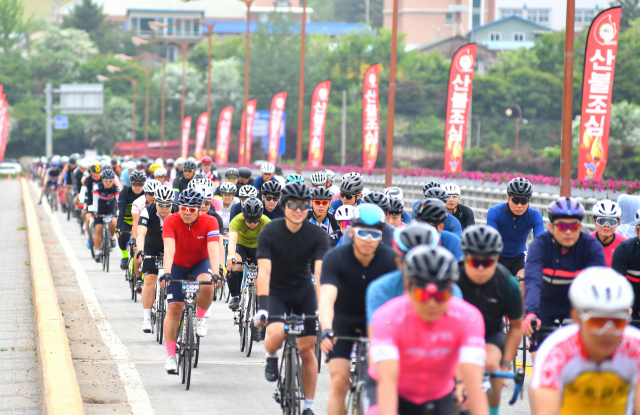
[95,214,112,272]
[334,334,369,415]
[145,254,165,344]
[458,369,525,415]
[234,261,262,357]
[64,185,74,221]
[47,183,58,211]
[311,276,322,373]
[88,215,96,259]
[126,238,137,302]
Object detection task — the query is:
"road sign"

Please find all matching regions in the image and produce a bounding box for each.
[253,110,286,155]
[54,115,68,130]
[55,84,104,115]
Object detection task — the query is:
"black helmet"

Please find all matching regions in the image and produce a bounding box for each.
[362,191,391,212]
[238,167,252,179]
[130,170,146,183]
[404,246,459,286]
[101,168,115,179]
[192,172,205,180]
[393,222,439,255]
[388,197,404,214]
[281,182,311,202]
[69,157,77,164]
[262,180,282,196]
[310,186,333,201]
[89,163,101,174]
[507,177,533,198]
[166,158,175,167]
[183,160,197,170]
[422,181,440,197]
[425,187,448,204]
[140,156,148,163]
[178,188,204,207]
[340,175,364,196]
[413,199,448,224]
[242,197,264,219]
[225,167,239,178]
[460,225,504,256]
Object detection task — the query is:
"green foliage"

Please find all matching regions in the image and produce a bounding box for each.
[82,96,133,152]
[308,0,383,28]
[0,0,29,53]
[610,0,640,31]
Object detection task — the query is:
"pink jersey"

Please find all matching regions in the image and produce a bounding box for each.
[590,230,627,267]
[368,295,486,404]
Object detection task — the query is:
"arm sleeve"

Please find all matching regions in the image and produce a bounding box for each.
[138,206,150,227]
[532,209,545,237]
[320,249,340,287]
[206,217,220,242]
[446,214,462,238]
[256,222,273,260]
[486,206,499,230]
[117,190,127,229]
[463,205,475,228]
[524,237,545,316]
[612,242,630,276]
[505,276,524,320]
[586,237,607,267]
[369,307,400,363]
[314,230,330,263]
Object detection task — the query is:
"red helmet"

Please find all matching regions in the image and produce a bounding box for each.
[201,156,212,164]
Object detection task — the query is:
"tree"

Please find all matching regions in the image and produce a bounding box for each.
[610,0,640,31]
[82,96,133,152]
[0,0,29,53]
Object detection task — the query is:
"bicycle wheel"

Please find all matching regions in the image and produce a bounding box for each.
[101,233,107,271]
[66,200,71,221]
[285,349,301,415]
[239,306,246,352]
[185,307,194,390]
[316,330,322,373]
[244,289,253,357]
[89,223,95,259]
[194,336,200,368]
[105,233,110,273]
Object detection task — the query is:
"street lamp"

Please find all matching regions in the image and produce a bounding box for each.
[505,104,527,151]
[149,20,217,155]
[295,0,307,174]
[239,0,254,166]
[385,0,399,187]
[97,74,138,156]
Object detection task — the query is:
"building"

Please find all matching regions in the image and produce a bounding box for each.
[493,0,604,32]
[415,35,497,74]
[468,15,553,50]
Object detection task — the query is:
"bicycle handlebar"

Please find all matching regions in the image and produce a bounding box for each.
[331,335,369,343]
[486,369,525,405]
[171,280,213,285]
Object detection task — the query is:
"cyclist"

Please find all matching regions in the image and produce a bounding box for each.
[136,186,178,333]
[171,159,196,201]
[171,157,185,181]
[237,167,253,193]
[424,187,463,237]
[487,177,544,278]
[530,268,640,415]
[230,185,258,222]
[386,197,405,228]
[218,182,239,230]
[72,159,88,209]
[261,181,284,220]
[334,205,355,247]
[274,165,286,185]
[319,203,397,415]
[612,210,640,318]
[226,197,271,310]
[324,169,340,195]
[196,185,226,280]
[92,168,119,263]
[199,156,220,185]
[458,225,523,415]
[443,183,475,229]
[413,198,464,261]
[254,182,329,415]
[161,188,221,374]
[617,194,640,239]
[38,160,62,207]
[590,200,626,267]
[310,171,328,188]
[523,197,606,346]
[58,156,77,212]
[81,163,103,246]
[329,174,364,215]
[214,167,239,197]
[119,161,135,188]
[131,180,162,291]
[254,162,277,197]
[110,157,121,176]
[410,180,441,217]
[308,186,341,246]
[165,158,175,181]
[383,187,411,223]
[365,246,488,415]
[153,167,170,187]
[116,170,146,270]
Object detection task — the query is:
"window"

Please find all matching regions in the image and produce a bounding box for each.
[445,12,453,25]
[167,18,173,34]
[489,32,501,41]
[472,13,481,27]
[473,0,481,7]
[160,46,179,62]
[576,9,597,24]
[500,8,523,19]
[527,9,550,23]
[140,18,155,31]
[513,32,525,41]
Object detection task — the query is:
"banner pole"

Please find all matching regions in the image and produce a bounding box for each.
[560,0,576,196]
[385,0,399,187]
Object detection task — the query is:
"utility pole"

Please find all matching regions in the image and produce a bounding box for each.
[365,0,370,26]
[341,90,347,166]
[45,83,53,157]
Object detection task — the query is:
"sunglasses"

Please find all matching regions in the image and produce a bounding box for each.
[203,201,211,206]
[131,182,144,187]
[340,193,356,200]
[353,227,383,241]
[226,176,237,180]
[466,257,497,268]
[244,217,260,224]
[102,179,113,183]
[179,206,198,214]
[510,197,530,205]
[595,217,618,227]
[285,201,310,211]
[553,222,581,232]
[145,192,155,197]
[312,184,325,188]
[313,200,330,206]
[338,220,351,227]
[579,311,630,336]
[157,202,172,209]
[410,283,452,303]
[264,196,279,202]
[183,169,194,173]
[448,195,460,200]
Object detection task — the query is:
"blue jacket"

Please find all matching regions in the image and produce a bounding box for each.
[411,199,462,237]
[329,197,361,215]
[402,211,411,224]
[487,202,545,258]
[524,231,606,316]
[229,202,242,222]
[253,176,278,197]
[440,230,464,261]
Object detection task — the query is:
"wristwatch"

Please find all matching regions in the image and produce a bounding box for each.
[500,359,513,369]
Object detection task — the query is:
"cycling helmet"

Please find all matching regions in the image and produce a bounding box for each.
[351,203,386,231]
[425,187,449,204]
[281,182,311,202]
[143,179,162,194]
[154,167,167,177]
[225,167,239,178]
[460,225,504,256]
[388,197,405,214]
[242,197,264,219]
[238,167,252,179]
[127,161,137,170]
[335,205,355,221]
[178,188,204,207]
[310,171,328,186]
[140,156,149,163]
[311,186,334,201]
[324,169,335,182]
[130,170,146,183]
[262,180,282,196]
[569,267,634,312]
[100,160,110,169]
[175,157,185,167]
[166,158,175,167]
[393,222,439,255]
[154,186,175,204]
[413,199,448,224]
[183,160,197,170]
[404,246,459,286]
[636,209,640,226]
[193,172,205,180]
[188,178,207,189]
[199,185,214,201]
[548,197,585,222]
[507,177,533,198]
[261,162,276,174]
[101,168,115,179]
[383,186,403,201]
[89,163,101,174]
[286,174,305,184]
[362,187,372,197]
[61,155,69,163]
[110,158,119,165]
[592,200,622,219]
[219,182,237,194]
[69,156,77,165]
[443,183,461,196]
[201,156,212,164]
[341,172,360,183]
[340,175,365,196]
[238,185,258,198]
[362,191,391,212]
[422,181,440,197]
[50,161,61,169]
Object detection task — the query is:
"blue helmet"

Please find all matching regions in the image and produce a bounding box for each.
[50,161,61,169]
[351,203,386,231]
[286,174,305,184]
[548,197,584,222]
[101,168,115,179]
[178,188,204,207]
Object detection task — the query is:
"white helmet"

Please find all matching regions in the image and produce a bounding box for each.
[61,155,69,163]
[201,186,214,200]
[362,187,372,197]
[154,186,175,204]
[324,169,335,182]
[143,179,162,194]
[383,186,403,201]
[175,157,186,167]
[569,267,634,313]
[341,172,360,183]
[238,185,258,198]
[40,156,47,163]
[188,178,207,188]
[155,158,164,166]
[443,183,461,196]
[154,167,168,177]
[310,171,328,186]
[335,205,355,221]
[592,200,621,219]
[127,161,137,170]
[187,157,196,163]
[261,162,276,174]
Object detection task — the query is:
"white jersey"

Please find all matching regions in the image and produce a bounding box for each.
[131,194,148,215]
[220,198,239,229]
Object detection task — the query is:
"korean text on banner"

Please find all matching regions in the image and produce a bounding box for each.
[444,44,477,172]
[215,106,234,166]
[181,116,192,159]
[308,81,331,168]
[268,92,287,165]
[362,64,379,170]
[578,7,621,181]
[194,112,209,160]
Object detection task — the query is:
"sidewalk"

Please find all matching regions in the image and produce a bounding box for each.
[0,179,41,413]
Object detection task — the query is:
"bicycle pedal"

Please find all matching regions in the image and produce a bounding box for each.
[273,392,281,404]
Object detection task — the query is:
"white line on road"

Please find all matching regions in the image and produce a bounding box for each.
[37,185,155,415]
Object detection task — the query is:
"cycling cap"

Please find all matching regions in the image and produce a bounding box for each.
[443,183,461,196]
[130,170,146,183]
[425,187,449,204]
[90,163,101,174]
[201,156,212,164]
[286,174,305,184]
[413,199,448,224]
[166,158,175,167]
[592,200,621,219]
[262,180,282,196]
[569,267,633,312]
[422,181,440,197]
[101,168,115,179]
[393,222,439,255]
[507,177,533,198]
[310,171,328,186]
[387,197,405,214]
[220,182,237,194]
[460,225,504,256]
[335,205,355,221]
[143,179,162,194]
[225,167,239,178]
[154,186,175,204]
[548,197,585,222]
[311,186,334,201]
[362,191,391,212]
[404,246,459,286]
[281,182,311,202]
[183,160,197,170]
[242,198,264,219]
[238,167,252,179]
[175,157,185,166]
[383,186,403,201]
[340,175,365,195]
[178,188,204,207]
[238,185,258,198]
[261,162,276,174]
[351,203,386,231]
[154,167,167,177]
[324,169,335,182]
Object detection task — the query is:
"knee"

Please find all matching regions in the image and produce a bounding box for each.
[329,369,350,392]
[144,275,157,287]
[299,345,316,362]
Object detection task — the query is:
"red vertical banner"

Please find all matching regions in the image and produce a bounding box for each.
[444,44,477,172]
[268,92,287,165]
[194,112,209,160]
[238,99,257,165]
[362,64,379,170]
[0,91,7,162]
[578,7,621,181]
[181,116,192,159]
[308,81,331,168]
[215,106,234,166]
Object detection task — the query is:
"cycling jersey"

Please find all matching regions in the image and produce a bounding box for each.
[307,211,341,246]
[229,214,270,248]
[63,165,76,185]
[220,198,239,229]
[487,202,545,258]
[82,174,100,207]
[340,223,396,247]
[368,295,486,405]
[263,204,284,220]
[229,202,242,223]
[590,230,627,267]
[172,176,192,201]
[72,168,84,194]
[120,169,131,188]
[531,323,640,415]
[162,213,220,268]
[450,203,475,229]
[92,182,119,214]
[117,186,144,229]
[612,238,640,317]
[439,230,464,261]
[139,203,178,252]
[131,194,149,215]
[202,170,221,183]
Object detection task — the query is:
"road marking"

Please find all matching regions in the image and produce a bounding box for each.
[37,184,155,415]
[74,359,265,366]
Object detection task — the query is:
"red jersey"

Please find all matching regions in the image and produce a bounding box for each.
[163,213,220,268]
[590,230,627,267]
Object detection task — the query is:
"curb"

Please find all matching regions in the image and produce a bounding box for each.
[21,178,84,415]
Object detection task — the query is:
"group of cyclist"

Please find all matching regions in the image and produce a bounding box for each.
[32,153,640,415]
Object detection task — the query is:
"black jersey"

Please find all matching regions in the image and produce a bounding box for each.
[451,203,476,229]
[92,181,120,214]
[139,203,179,252]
